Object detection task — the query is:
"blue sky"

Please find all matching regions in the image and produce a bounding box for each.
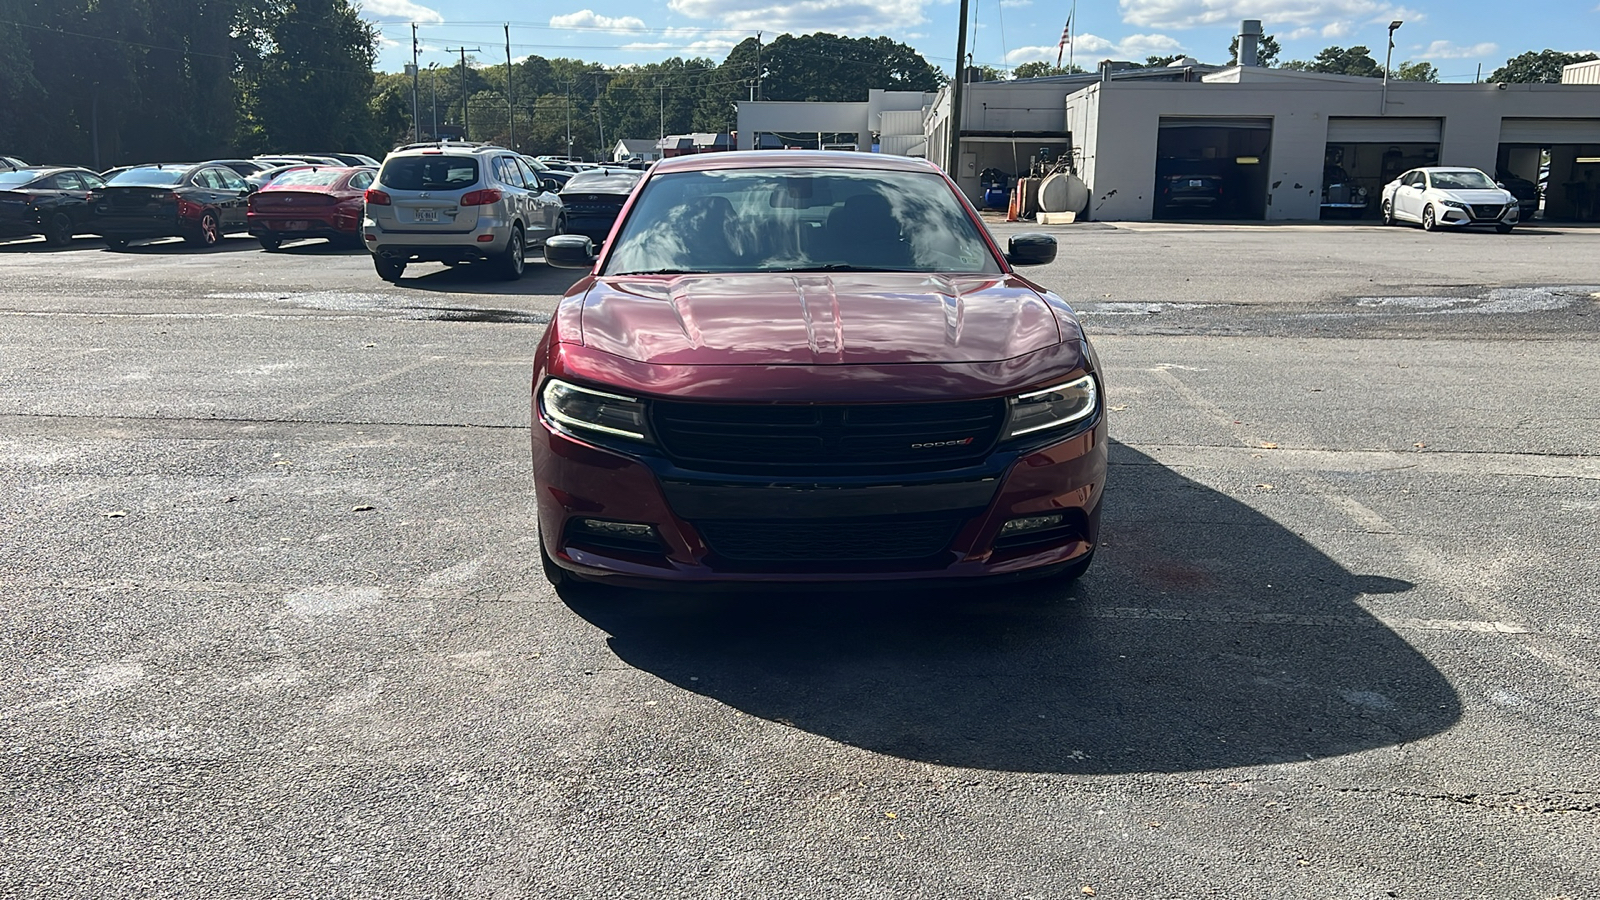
[363,0,1599,83]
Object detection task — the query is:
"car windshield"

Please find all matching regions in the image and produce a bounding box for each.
[274,169,344,187]
[380,156,479,191]
[1430,170,1495,190]
[107,167,187,186]
[602,167,1002,275]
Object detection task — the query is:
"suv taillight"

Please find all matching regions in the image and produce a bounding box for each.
[460,189,503,206]
[365,189,391,205]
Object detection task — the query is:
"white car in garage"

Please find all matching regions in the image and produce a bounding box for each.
[1380,167,1519,234]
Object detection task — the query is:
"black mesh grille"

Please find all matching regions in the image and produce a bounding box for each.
[696,515,967,562]
[651,399,1006,473]
[1471,204,1505,219]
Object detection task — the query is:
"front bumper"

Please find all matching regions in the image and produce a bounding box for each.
[531,412,1106,587]
[1436,204,1519,227]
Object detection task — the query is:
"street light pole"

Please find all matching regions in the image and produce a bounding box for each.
[1381,19,1402,115]
[947,0,970,177]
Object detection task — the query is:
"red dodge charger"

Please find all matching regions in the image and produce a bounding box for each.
[533,151,1105,589]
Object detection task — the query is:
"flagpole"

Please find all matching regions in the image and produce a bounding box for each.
[1068,0,1077,71]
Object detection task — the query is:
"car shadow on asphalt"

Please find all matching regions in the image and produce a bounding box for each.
[0,237,106,252]
[103,236,262,254]
[562,440,1461,775]
[388,260,588,296]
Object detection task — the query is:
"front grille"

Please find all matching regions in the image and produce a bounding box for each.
[1470,204,1505,219]
[651,398,1007,473]
[696,514,968,562]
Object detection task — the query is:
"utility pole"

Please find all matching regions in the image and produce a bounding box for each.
[564,81,573,158]
[505,25,515,150]
[431,64,438,138]
[410,24,421,143]
[446,46,480,140]
[948,0,970,176]
[756,31,762,101]
[658,83,665,140]
[594,79,605,162]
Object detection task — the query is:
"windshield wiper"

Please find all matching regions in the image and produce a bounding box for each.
[774,264,921,273]
[615,268,710,276]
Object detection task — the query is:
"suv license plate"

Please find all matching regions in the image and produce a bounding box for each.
[1189,179,1204,187]
[416,208,437,223]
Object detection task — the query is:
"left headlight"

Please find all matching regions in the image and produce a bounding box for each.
[1007,374,1099,438]
[540,378,653,443]
[1440,199,1468,210]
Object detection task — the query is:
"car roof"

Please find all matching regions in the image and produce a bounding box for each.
[650,150,941,176]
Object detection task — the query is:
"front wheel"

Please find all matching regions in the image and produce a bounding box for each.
[496,225,525,280]
[186,210,221,247]
[1495,223,1514,235]
[1421,205,1437,232]
[1381,200,1395,226]
[373,255,406,281]
[45,212,75,246]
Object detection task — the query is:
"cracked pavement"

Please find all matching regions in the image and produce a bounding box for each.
[2,225,1598,898]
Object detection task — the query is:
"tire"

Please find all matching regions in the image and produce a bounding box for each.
[1421,204,1437,232]
[44,212,74,246]
[106,237,129,250]
[186,210,221,247]
[1381,200,1395,226]
[1495,223,1514,235]
[496,225,526,280]
[373,255,406,282]
[539,528,567,587]
[258,234,282,251]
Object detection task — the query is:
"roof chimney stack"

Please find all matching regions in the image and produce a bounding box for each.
[1239,19,1263,67]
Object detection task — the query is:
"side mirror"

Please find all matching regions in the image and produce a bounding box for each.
[540,177,561,193]
[544,234,596,269]
[1006,233,1057,267]
[1495,182,1507,190]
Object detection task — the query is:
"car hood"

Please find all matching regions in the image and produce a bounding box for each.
[1433,188,1513,204]
[576,272,1063,366]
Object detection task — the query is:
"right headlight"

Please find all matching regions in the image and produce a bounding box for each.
[540,378,653,443]
[1007,374,1099,438]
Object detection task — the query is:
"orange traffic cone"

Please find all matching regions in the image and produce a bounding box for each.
[1006,186,1019,222]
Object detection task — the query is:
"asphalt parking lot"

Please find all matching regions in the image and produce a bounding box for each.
[3,223,1598,898]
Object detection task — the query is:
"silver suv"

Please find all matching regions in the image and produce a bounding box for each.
[363,142,564,281]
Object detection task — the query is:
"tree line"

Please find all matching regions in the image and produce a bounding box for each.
[0,0,383,168]
[1,0,1592,168]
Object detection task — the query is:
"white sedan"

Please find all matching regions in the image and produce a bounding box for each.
[1380,167,1519,234]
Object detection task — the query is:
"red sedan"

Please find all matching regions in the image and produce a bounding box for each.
[533,151,1104,590]
[247,166,375,250]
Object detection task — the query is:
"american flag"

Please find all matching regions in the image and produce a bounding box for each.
[1055,12,1073,67]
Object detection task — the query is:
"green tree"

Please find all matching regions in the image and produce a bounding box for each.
[1144,55,1184,68]
[1013,61,1087,78]
[1227,34,1281,67]
[236,0,380,155]
[1395,60,1440,83]
[1283,45,1382,77]
[1489,49,1600,84]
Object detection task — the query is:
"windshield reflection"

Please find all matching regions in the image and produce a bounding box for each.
[604,168,1002,276]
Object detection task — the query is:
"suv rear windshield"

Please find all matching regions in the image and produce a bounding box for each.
[380,156,479,191]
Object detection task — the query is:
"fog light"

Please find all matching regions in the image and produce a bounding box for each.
[476,233,494,242]
[1000,514,1063,536]
[573,519,655,539]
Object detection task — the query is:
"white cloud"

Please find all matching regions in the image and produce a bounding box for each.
[668,0,928,35]
[1284,26,1315,39]
[1321,21,1352,38]
[1119,0,1419,30]
[1418,40,1498,59]
[1005,31,1181,63]
[549,9,648,31]
[619,36,737,57]
[999,0,1033,6]
[361,0,444,24]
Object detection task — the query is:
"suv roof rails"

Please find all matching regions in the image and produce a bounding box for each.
[390,140,506,153]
